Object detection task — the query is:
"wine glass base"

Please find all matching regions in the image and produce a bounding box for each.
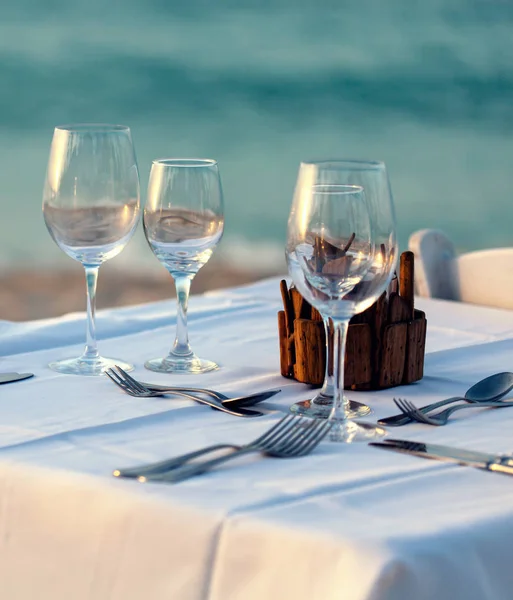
[290,398,372,419]
[144,355,219,375]
[329,419,386,443]
[48,356,134,376]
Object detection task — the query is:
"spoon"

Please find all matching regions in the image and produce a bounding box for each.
[379,372,513,426]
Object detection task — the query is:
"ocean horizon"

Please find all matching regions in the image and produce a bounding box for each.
[1,0,512,274]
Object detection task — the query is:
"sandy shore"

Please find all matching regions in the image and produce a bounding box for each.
[1,259,281,321]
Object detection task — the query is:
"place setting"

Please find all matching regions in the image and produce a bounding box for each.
[37,126,513,485]
[3,126,513,600]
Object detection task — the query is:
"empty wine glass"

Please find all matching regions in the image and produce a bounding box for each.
[42,124,140,375]
[143,159,224,374]
[286,160,398,442]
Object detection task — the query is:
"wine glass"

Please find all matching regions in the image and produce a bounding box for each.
[143,158,224,374]
[286,160,398,442]
[42,124,140,376]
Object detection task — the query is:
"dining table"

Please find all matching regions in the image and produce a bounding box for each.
[2,275,513,600]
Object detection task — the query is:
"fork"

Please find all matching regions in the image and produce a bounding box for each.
[106,368,264,418]
[137,415,333,484]
[114,413,301,479]
[110,366,280,408]
[378,396,466,426]
[393,397,513,426]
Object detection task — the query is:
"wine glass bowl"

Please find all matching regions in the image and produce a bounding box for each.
[286,160,397,441]
[143,158,224,374]
[289,185,373,314]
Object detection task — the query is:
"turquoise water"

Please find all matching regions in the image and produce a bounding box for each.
[1,0,512,272]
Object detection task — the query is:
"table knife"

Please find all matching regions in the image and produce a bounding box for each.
[369,439,513,476]
[0,372,34,384]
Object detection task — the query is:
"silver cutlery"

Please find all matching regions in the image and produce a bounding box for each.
[0,372,34,384]
[109,366,279,408]
[393,396,513,426]
[106,368,264,418]
[140,381,281,406]
[369,438,513,476]
[378,372,513,426]
[114,413,301,479]
[116,414,332,484]
[140,381,236,401]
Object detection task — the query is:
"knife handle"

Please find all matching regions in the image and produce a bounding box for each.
[488,457,513,476]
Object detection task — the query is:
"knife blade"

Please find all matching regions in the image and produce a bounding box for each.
[0,372,34,385]
[369,439,513,476]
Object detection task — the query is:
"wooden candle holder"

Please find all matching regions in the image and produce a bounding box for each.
[278,251,427,390]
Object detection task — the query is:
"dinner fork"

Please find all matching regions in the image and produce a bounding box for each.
[109,366,280,407]
[113,367,232,401]
[393,397,513,426]
[114,413,302,479]
[137,414,333,484]
[106,368,264,418]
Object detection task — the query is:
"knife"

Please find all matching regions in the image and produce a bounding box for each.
[369,439,513,476]
[0,372,34,385]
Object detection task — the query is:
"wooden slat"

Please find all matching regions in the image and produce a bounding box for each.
[378,322,408,388]
[403,311,427,383]
[399,251,415,320]
[388,292,411,323]
[290,287,311,320]
[277,311,293,378]
[280,279,295,335]
[345,323,372,389]
[293,319,325,385]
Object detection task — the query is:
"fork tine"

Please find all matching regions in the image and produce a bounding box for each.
[403,399,429,424]
[253,414,296,447]
[105,369,131,391]
[115,366,148,394]
[280,419,325,453]
[269,417,320,453]
[400,399,414,414]
[280,418,327,454]
[397,398,422,423]
[266,417,309,452]
[106,369,158,398]
[109,367,137,392]
[402,399,434,425]
[393,398,409,415]
[106,375,139,397]
[415,400,443,425]
[393,398,419,423]
[295,420,333,456]
[259,415,300,449]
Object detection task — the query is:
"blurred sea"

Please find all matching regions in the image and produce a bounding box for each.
[1,0,512,274]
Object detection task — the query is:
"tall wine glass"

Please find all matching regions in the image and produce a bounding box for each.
[286,160,398,442]
[143,159,224,374]
[42,124,140,375]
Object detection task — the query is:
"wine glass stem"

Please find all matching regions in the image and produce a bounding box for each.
[83,266,100,360]
[328,317,350,422]
[320,317,334,397]
[171,274,194,358]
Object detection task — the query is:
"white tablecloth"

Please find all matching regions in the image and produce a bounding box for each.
[2,277,513,600]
